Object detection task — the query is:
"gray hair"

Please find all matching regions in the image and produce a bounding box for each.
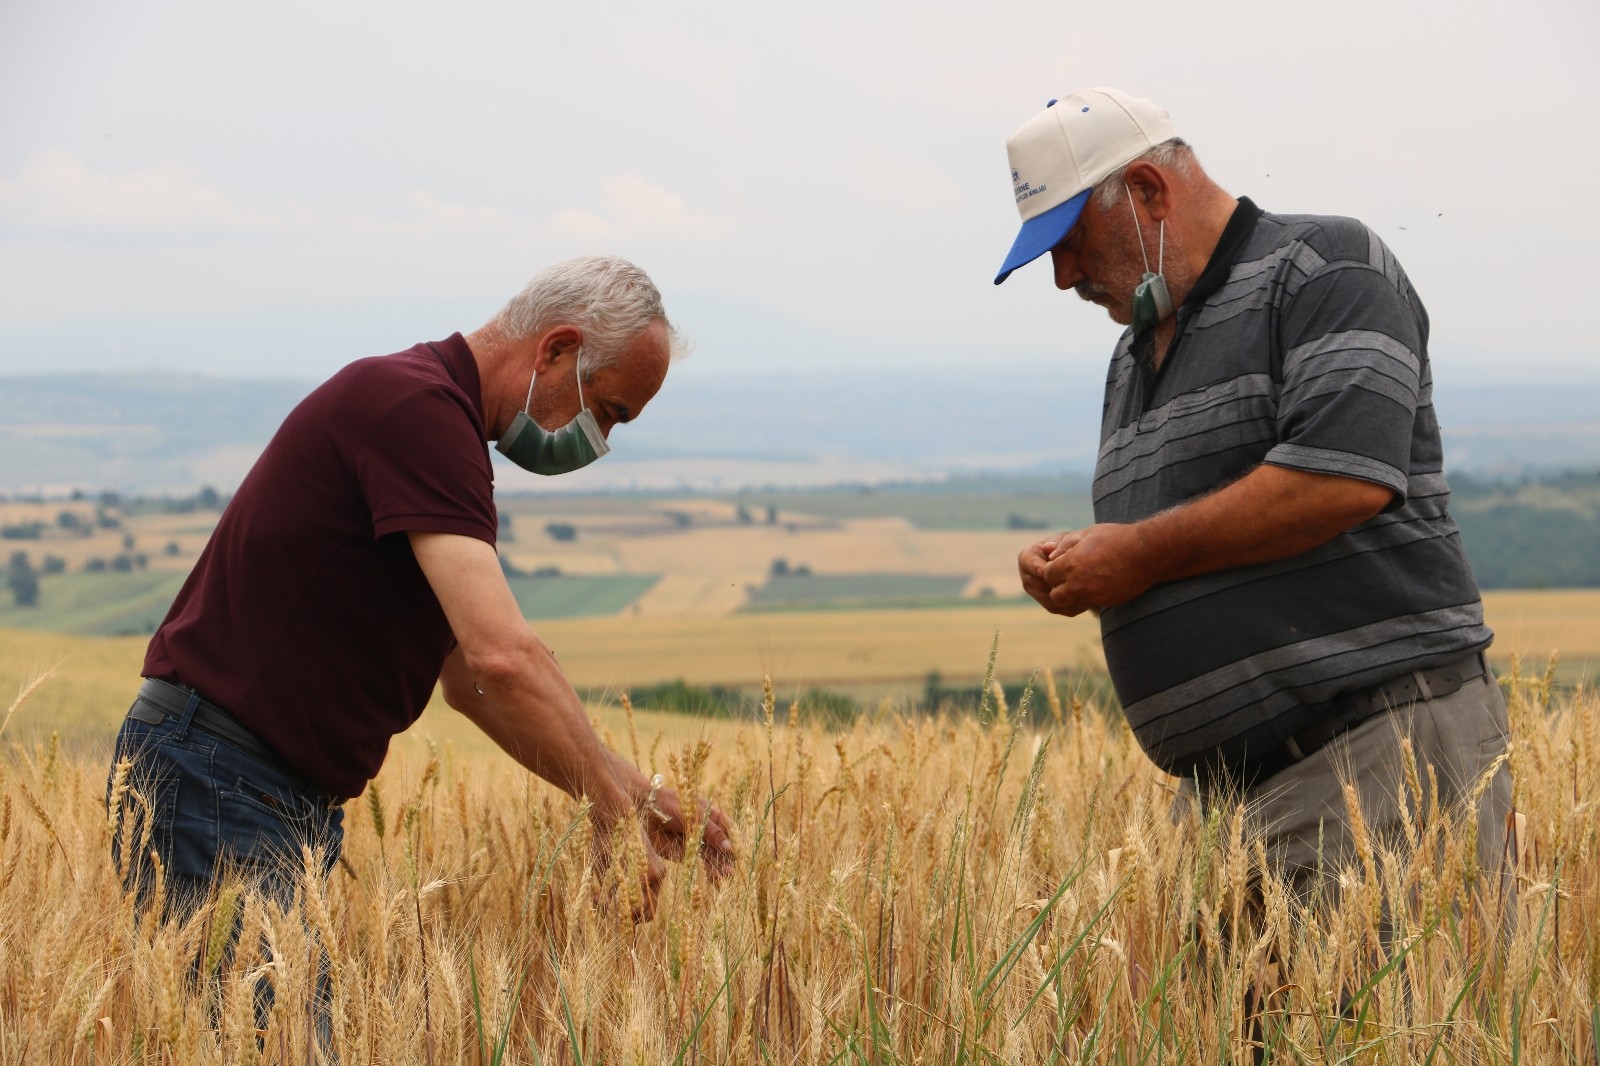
[494,254,684,374]
[1089,138,1196,209]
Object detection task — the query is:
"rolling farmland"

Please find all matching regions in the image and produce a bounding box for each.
[2,588,1594,751]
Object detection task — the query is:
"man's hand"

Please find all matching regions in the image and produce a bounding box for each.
[606,750,735,877]
[590,818,671,923]
[587,763,738,919]
[413,530,685,921]
[1043,523,1154,617]
[637,775,736,878]
[1018,534,1067,614]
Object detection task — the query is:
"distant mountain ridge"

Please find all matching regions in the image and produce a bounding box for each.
[0,372,309,494]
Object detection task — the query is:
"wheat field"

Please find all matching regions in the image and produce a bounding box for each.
[0,646,1595,1064]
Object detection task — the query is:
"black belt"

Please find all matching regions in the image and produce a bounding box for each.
[1248,652,1489,786]
[129,678,302,779]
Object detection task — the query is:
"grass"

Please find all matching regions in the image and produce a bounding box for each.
[746,572,971,609]
[0,569,662,641]
[526,604,1109,692]
[717,476,1100,531]
[0,571,188,637]
[503,573,661,619]
[0,647,1594,1062]
[744,592,1036,614]
[0,627,147,750]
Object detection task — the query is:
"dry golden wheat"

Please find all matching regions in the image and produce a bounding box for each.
[0,655,1594,1062]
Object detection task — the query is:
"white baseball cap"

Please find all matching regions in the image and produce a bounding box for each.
[994,87,1178,284]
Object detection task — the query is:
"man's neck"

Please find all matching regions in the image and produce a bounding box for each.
[1150,320,1178,373]
[1162,186,1242,312]
[464,324,520,440]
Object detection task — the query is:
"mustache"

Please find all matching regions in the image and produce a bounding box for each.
[1074,279,1114,304]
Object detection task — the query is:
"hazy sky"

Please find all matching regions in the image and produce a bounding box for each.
[2,0,1596,382]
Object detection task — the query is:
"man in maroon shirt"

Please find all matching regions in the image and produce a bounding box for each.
[110,256,732,930]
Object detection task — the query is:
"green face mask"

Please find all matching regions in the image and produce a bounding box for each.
[494,350,611,476]
[1124,182,1172,334]
[1131,270,1172,334]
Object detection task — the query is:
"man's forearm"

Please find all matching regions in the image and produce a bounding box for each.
[457,646,635,821]
[409,532,635,822]
[1042,464,1393,615]
[1134,463,1394,583]
[606,749,651,799]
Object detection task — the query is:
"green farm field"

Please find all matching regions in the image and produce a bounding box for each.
[503,573,661,619]
[0,570,187,636]
[745,572,972,609]
[715,476,1100,530]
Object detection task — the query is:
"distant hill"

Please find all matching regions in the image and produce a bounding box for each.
[1,368,1597,495]
[0,372,311,495]
[1452,471,1600,588]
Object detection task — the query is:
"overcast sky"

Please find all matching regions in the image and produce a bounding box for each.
[2,0,1596,384]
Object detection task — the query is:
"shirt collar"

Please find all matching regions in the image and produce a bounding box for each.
[1182,195,1264,310]
[427,332,485,425]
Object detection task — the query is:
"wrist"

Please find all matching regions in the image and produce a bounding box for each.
[1125,518,1170,585]
[585,776,637,824]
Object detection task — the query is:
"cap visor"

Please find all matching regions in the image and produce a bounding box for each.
[993,189,1090,285]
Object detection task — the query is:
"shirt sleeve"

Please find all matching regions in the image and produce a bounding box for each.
[1265,260,1422,505]
[354,386,498,544]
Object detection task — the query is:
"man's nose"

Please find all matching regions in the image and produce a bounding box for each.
[1050,245,1083,291]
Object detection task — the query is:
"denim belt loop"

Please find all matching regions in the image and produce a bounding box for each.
[173,688,202,740]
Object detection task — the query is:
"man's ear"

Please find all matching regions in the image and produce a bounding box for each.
[532,324,584,373]
[1123,161,1171,222]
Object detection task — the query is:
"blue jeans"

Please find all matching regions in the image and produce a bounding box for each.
[108,710,344,911]
[107,696,344,1048]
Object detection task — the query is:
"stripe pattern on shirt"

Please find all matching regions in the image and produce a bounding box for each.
[1091,208,1491,779]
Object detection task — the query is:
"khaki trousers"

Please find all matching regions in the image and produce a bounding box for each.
[1176,664,1515,905]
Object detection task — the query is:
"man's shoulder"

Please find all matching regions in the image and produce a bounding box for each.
[1254,210,1383,265]
[306,343,475,425]
[323,343,447,397]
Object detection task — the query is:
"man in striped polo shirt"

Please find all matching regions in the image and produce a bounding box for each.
[995,88,1513,899]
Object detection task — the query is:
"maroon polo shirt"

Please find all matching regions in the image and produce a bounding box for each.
[143,334,497,797]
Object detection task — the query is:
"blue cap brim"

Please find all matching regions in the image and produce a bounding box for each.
[993,189,1090,285]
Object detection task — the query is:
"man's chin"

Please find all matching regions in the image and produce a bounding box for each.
[1073,284,1133,325]
[1084,296,1132,326]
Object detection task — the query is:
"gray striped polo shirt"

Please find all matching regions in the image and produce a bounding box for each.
[1093,198,1492,780]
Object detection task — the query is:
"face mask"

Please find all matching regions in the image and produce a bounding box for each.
[1125,182,1173,334]
[494,348,611,475]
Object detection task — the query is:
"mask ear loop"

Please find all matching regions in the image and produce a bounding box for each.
[573,347,587,410]
[1124,182,1152,275]
[525,344,587,416]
